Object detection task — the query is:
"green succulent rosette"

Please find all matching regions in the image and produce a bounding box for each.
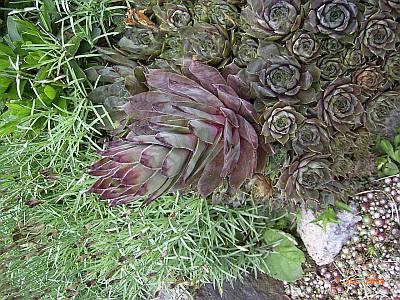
[181,22,231,66]
[304,0,360,39]
[278,153,342,206]
[364,91,400,135]
[117,27,164,60]
[342,48,366,68]
[317,55,345,82]
[384,51,400,82]
[355,11,399,58]
[242,0,304,40]
[261,103,305,145]
[329,129,375,183]
[317,78,364,133]
[193,0,239,29]
[244,43,320,105]
[286,31,320,63]
[86,65,147,132]
[292,118,330,155]
[153,3,193,31]
[232,34,259,67]
[319,37,345,54]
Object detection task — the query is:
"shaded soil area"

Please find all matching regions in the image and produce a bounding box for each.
[195,273,289,300]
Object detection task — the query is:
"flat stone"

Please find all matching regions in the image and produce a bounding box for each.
[194,273,289,300]
[297,208,361,266]
[158,285,191,300]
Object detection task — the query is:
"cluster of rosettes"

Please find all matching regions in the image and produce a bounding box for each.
[234,0,400,207]
[88,0,400,207]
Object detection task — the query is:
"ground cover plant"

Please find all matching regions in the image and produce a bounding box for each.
[0,0,399,299]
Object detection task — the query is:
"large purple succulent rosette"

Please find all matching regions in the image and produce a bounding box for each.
[89,60,269,205]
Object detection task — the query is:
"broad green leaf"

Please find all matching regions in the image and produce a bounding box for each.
[31,116,47,134]
[376,156,388,171]
[5,102,31,116]
[69,60,87,80]
[44,85,57,100]
[0,119,21,136]
[380,139,395,157]
[14,19,40,35]
[36,64,51,81]
[392,150,400,164]
[5,80,28,100]
[0,43,15,57]
[67,35,83,56]
[7,16,22,42]
[263,228,305,282]
[394,135,400,148]
[0,77,13,94]
[335,201,352,212]
[54,97,68,115]
[0,58,10,70]
[383,162,399,176]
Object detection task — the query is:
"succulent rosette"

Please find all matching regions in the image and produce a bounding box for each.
[181,22,231,66]
[242,0,303,40]
[292,118,330,155]
[194,0,239,29]
[342,48,366,68]
[286,31,320,63]
[356,11,399,58]
[317,78,364,133]
[379,0,400,17]
[384,52,400,82]
[352,65,389,94]
[86,64,147,132]
[153,3,192,31]
[305,0,360,39]
[128,0,163,10]
[278,153,341,205]
[245,43,320,104]
[228,0,246,4]
[320,37,345,54]
[89,60,268,205]
[261,103,305,145]
[365,91,400,134]
[117,27,163,60]
[232,35,259,67]
[317,55,345,82]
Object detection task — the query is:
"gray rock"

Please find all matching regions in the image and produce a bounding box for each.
[194,273,289,300]
[297,208,361,266]
[158,285,192,300]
